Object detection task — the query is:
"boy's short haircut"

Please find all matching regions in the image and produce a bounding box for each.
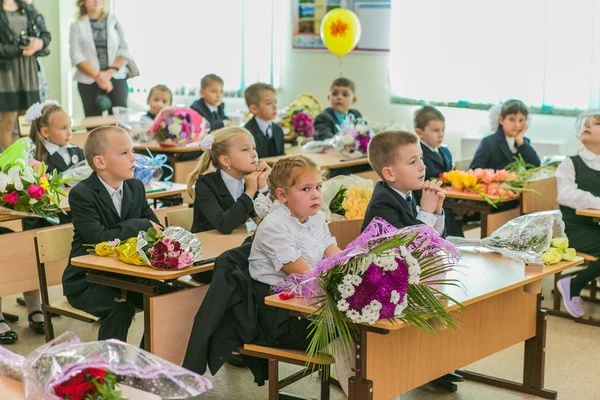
[84,126,126,171]
[244,83,275,108]
[201,74,224,89]
[330,77,356,94]
[414,106,445,130]
[147,84,172,103]
[368,130,419,179]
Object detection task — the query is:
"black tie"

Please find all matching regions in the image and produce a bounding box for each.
[436,151,445,166]
[265,124,272,139]
[406,194,413,210]
[212,111,219,120]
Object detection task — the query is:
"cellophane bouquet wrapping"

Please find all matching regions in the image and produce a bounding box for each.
[448,210,566,263]
[136,226,202,269]
[0,332,212,399]
[61,160,93,187]
[113,106,155,144]
[320,175,374,221]
[149,107,208,147]
[133,154,163,185]
[330,115,372,157]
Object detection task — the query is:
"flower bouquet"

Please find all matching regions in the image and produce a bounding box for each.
[149,107,208,147]
[330,115,372,157]
[0,138,70,224]
[0,331,212,399]
[273,218,464,369]
[505,154,560,180]
[133,150,173,186]
[321,175,373,221]
[87,226,202,270]
[439,168,538,207]
[275,93,321,142]
[541,237,576,265]
[448,210,573,264]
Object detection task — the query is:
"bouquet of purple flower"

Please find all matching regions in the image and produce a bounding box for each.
[273,218,464,369]
[149,107,208,147]
[291,112,314,138]
[332,115,372,155]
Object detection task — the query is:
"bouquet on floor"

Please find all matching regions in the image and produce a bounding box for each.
[0,138,70,223]
[321,175,373,221]
[448,210,575,264]
[0,331,212,399]
[276,93,322,142]
[149,107,208,147]
[87,226,202,270]
[274,218,464,370]
[439,167,538,207]
[331,115,372,156]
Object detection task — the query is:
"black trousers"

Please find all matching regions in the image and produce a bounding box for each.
[67,281,175,341]
[77,78,128,117]
[567,224,600,297]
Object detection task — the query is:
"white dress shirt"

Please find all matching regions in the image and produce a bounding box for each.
[220,169,268,201]
[421,141,439,153]
[97,175,124,217]
[255,117,272,139]
[206,103,218,113]
[249,206,337,286]
[556,149,600,210]
[506,136,517,153]
[389,186,445,234]
[42,138,75,166]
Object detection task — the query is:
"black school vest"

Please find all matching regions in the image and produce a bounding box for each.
[559,155,600,228]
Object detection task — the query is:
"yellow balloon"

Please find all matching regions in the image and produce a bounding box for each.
[320,8,362,57]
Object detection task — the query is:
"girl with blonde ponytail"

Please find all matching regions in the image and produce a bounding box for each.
[188,126,272,235]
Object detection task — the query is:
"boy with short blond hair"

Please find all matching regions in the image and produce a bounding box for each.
[243,82,284,158]
[64,126,173,342]
[313,77,362,140]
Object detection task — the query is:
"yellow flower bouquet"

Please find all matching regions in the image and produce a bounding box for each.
[321,175,373,221]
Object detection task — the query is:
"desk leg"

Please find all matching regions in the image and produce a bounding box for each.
[479,211,489,239]
[143,293,152,352]
[348,327,373,400]
[459,296,557,399]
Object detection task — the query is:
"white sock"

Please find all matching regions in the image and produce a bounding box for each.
[23,290,44,323]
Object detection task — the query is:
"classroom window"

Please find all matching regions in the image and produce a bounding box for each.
[388,0,600,113]
[114,0,284,93]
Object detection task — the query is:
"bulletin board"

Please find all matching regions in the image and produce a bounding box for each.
[292,0,392,52]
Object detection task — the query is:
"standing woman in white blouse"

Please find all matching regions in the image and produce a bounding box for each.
[69,0,131,117]
[555,110,600,319]
[248,155,354,396]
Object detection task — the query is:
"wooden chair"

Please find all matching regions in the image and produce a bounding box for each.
[520,177,559,214]
[328,219,363,250]
[549,252,600,327]
[355,170,380,184]
[154,204,189,227]
[34,225,99,341]
[237,344,336,400]
[165,207,193,231]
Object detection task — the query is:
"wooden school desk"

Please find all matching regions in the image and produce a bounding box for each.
[576,208,600,223]
[262,146,370,170]
[266,250,584,400]
[19,115,117,137]
[70,227,249,352]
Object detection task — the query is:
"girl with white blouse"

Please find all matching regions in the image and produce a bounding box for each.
[249,155,353,395]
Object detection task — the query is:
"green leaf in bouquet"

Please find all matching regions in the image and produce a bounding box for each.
[329,186,347,216]
[146,226,157,243]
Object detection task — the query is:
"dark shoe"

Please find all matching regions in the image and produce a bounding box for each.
[227,353,248,368]
[441,372,464,382]
[28,311,45,335]
[0,321,18,344]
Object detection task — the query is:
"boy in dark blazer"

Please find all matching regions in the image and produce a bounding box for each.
[190,74,234,131]
[469,99,540,170]
[243,83,284,158]
[313,77,362,141]
[63,126,173,341]
[413,106,464,237]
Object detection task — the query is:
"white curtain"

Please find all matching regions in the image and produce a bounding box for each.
[114,0,284,91]
[389,0,600,110]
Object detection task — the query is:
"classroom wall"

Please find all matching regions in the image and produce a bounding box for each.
[40,0,582,161]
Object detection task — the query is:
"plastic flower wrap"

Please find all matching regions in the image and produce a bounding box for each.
[0,331,212,399]
[330,114,372,156]
[0,138,70,223]
[149,107,208,147]
[112,106,155,144]
[136,226,202,270]
[61,160,93,188]
[116,238,146,266]
[133,150,173,185]
[439,168,538,207]
[448,210,571,263]
[273,218,463,373]
[275,93,321,141]
[321,175,373,221]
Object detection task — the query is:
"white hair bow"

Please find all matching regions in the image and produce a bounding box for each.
[24,100,60,125]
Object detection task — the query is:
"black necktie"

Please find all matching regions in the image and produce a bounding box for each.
[265,124,272,139]
[436,150,445,166]
[406,194,413,210]
[212,111,219,120]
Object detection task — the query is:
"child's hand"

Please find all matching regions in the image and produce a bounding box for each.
[244,171,261,198]
[151,221,163,236]
[224,120,237,127]
[419,182,439,214]
[256,161,271,190]
[515,123,528,146]
[435,188,445,214]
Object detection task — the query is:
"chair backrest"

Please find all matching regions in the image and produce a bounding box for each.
[35,224,74,264]
[328,219,363,250]
[154,204,189,227]
[520,177,559,214]
[454,159,472,171]
[166,207,194,231]
[355,170,381,184]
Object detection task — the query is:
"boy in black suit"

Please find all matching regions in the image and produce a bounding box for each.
[413,106,464,237]
[63,126,173,341]
[313,77,362,140]
[469,99,540,170]
[190,74,234,131]
[243,83,284,158]
[362,130,464,386]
